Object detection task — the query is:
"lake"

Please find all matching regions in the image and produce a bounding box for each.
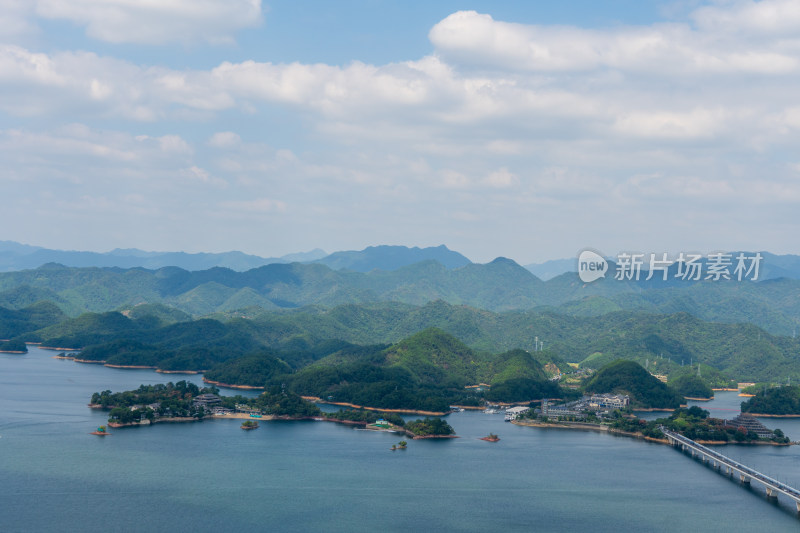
[3,346,800,532]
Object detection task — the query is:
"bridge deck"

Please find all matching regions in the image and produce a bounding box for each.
[661,427,800,511]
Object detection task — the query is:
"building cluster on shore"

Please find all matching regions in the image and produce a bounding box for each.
[536,394,631,421]
[724,413,775,439]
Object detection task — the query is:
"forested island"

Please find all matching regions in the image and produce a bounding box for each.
[741,385,800,416]
[516,405,790,445]
[404,418,456,438]
[88,381,455,438]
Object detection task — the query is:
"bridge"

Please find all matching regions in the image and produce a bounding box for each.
[661,426,800,512]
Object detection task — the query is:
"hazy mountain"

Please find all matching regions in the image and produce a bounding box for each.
[312,244,471,272]
[0,256,541,316]
[527,251,800,283]
[524,258,575,280]
[0,241,319,272]
[3,254,800,335]
[280,249,328,262]
[0,241,474,274]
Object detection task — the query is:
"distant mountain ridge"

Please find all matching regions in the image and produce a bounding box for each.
[3,254,800,334]
[314,245,470,272]
[0,241,471,273]
[0,257,539,315]
[0,241,323,272]
[525,251,800,282]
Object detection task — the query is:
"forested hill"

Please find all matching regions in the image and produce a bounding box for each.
[1,259,800,336]
[0,241,467,273]
[6,298,800,382]
[0,259,544,314]
[584,360,683,409]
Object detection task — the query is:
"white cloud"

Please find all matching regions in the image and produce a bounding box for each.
[208,131,241,148]
[439,169,470,189]
[0,126,196,180]
[35,0,263,45]
[180,165,227,188]
[484,167,518,188]
[692,0,800,35]
[3,4,800,260]
[428,9,799,75]
[612,108,728,139]
[0,1,37,40]
[222,197,286,212]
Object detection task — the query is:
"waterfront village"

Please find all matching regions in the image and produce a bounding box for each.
[501,393,786,445]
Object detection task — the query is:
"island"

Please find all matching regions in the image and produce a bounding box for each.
[90,425,110,436]
[241,420,259,430]
[88,382,458,438]
[403,417,456,439]
[740,385,800,417]
[514,402,790,445]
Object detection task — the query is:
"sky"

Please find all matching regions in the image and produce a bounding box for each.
[1,0,799,264]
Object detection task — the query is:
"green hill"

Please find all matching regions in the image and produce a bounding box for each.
[740,385,800,415]
[383,327,481,387]
[669,374,714,400]
[21,297,800,383]
[488,349,548,384]
[204,352,292,387]
[0,301,66,341]
[30,311,141,348]
[584,360,683,409]
[120,303,192,326]
[4,259,800,339]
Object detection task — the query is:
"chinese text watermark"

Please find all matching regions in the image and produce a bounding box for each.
[578,250,763,283]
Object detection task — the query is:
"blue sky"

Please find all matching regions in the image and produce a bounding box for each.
[1,0,799,263]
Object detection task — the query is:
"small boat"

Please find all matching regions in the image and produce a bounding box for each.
[504,414,513,422]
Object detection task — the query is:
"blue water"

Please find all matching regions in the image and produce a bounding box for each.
[4,347,800,532]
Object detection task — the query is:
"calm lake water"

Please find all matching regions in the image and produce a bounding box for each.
[4,347,800,532]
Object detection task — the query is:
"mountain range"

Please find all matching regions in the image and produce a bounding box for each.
[0,241,469,273]
[1,254,800,335]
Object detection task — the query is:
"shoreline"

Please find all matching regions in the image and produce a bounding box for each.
[95,407,450,437]
[512,419,792,446]
[303,397,449,416]
[109,414,279,427]
[0,350,27,354]
[157,369,204,374]
[684,396,714,401]
[744,412,800,418]
[406,433,458,440]
[38,346,82,351]
[104,412,450,438]
[203,378,264,390]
